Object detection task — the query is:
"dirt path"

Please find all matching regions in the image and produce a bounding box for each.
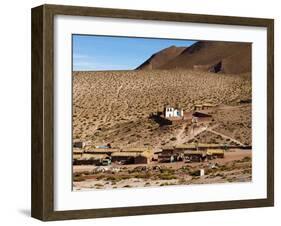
[172,120,244,147]
[207,128,245,146]
[175,123,188,145]
[185,123,219,143]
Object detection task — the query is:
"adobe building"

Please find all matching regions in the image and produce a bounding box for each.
[73,153,108,165]
[111,152,138,164]
[73,141,85,149]
[84,147,120,156]
[111,147,153,165]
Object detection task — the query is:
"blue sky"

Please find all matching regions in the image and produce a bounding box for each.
[72,35,196,71]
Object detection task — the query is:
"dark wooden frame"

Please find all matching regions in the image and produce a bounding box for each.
[31,4,274,221]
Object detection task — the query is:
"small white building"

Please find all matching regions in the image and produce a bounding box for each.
[164,106,184,118]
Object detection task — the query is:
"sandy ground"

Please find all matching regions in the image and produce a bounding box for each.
[72,70,251,148]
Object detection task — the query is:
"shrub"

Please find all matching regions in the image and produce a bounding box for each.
[158,173,177,180]
[189,170,200,177]
[242,156,251,162]
[73,176,85,182]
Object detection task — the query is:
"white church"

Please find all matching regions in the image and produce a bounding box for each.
[164,105,184,118]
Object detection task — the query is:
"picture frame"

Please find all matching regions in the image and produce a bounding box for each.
[31,4,274,221]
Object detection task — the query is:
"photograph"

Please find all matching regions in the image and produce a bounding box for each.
[29,2,274,221]
[72,35,252,191]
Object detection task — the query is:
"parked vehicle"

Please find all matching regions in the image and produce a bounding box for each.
[102,158,111,166]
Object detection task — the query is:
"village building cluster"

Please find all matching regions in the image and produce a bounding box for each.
[73,104,228,166]
[158,144,225,163]
[73,141,226,166]
[73,145,154,166]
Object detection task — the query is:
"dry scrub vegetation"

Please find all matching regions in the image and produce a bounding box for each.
[73,69,251,147]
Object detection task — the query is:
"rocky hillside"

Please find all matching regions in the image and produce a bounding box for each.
[136,45,186,70]
[136,41,251,74]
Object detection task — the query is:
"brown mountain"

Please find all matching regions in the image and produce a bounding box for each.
[136,41,251,74]
[136,45,186,70]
